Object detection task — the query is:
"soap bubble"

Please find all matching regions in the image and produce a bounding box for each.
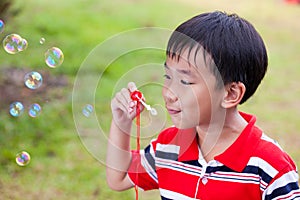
[24,71,43,90]
[9,102,24,117]
[28,103,42,117]
[150,108,158,116]
[2,34,28,53]
[0,19,4,33]
[82,104,94,117]
[17,38,28,52]
[45,47,64,68]
[39,37,45,44]
[2,33,23,54]
[16,151,31,166]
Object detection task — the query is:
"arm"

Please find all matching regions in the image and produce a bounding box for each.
[106,82,139,191]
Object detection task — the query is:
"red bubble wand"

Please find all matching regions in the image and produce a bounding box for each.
[130,90,157,200]
[130,90,142,200]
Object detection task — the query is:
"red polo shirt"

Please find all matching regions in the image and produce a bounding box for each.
[128,112,300,199]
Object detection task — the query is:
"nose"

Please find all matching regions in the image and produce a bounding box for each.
[162,85,178,103]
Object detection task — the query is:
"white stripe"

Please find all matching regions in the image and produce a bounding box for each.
[142,141,156,166]
[210,172,260,184]
[157,157,268,185]
[261,133,283,150]
[141,152,158,182]
[156,143,180,154]
[156,157,202,171]
[260,180,268,191]
[248,157,279,177]
[212,170,260,184]
[263,170,299,199]
[247,157,279,192]
[140,142,158,182]
[160,188,197,200]
[272,190,300,200]
[149,139,156,155]
[207,159,224,167]
[156,158,202,176]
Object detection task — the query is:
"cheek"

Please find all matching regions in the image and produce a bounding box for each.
[161,86,168,100]
[181,88,201,109]
[188,87,211,113]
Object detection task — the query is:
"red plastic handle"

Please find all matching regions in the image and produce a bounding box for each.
[131,90,143,101]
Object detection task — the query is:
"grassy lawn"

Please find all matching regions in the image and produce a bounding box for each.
[0,0,300,199]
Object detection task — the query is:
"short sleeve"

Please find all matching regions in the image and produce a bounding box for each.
[128,142,159,191]
[263,162,300,199]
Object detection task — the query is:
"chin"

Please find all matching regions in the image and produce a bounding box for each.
[172,121,196,130]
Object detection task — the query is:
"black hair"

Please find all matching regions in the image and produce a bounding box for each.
[166,11,268,104]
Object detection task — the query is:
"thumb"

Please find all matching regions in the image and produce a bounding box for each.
[128,82,137,93]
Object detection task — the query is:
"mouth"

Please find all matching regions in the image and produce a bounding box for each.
[166,107,181,115]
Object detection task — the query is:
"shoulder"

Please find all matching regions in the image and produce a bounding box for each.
[150,126,179,149]
[254,134,300,198]
[156,126,179,142]
[251,132,297,178]
[256,133,296,168]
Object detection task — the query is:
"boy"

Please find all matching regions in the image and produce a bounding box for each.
[106,11,300,199]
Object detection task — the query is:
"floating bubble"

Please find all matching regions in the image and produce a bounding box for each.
[9,102,24,117]
[28,103,42,117]
[39,37,45,44]
[82,104,94,117]
[24,71,43,90]
[45,47,64,68]
[0,19,4,33]
[150,108,158,116]
[2,33,23,54]
[17,38,28,52]
[16,151,31,166]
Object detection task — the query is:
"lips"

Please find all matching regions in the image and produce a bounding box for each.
[166,107,181,115]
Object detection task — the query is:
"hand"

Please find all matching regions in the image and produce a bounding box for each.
[111,82,142,132]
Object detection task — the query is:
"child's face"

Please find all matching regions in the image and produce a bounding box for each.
[163,49,225,129]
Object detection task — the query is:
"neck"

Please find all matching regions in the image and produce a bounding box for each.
[196,108,247,160]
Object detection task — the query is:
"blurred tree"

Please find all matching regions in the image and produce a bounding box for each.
[0,0,20,21]
[0,0,12,19]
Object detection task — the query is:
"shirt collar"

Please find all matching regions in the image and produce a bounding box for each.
[177,112,262,172]
[214,111,262,172]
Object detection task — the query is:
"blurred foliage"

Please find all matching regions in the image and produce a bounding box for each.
[0,0,22,21]
[0,0,299,199]
[0,0,11,19]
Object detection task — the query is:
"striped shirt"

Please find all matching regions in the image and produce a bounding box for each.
[128,112,300,199]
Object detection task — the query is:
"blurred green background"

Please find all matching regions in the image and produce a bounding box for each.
[0,0,299,199]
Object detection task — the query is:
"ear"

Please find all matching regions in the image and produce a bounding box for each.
[221,82,246,109]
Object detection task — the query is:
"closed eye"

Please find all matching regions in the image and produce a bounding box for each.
[180,80,193,85]
[163,74,171,79]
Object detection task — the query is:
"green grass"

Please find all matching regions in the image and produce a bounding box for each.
[0,0,300,199]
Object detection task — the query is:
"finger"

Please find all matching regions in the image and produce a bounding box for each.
[117,90,138,114]
[128,82,137,93]
[115,91,129,110]
[120,88,131,103]
[111,97,127,113]
[129,101,137,108]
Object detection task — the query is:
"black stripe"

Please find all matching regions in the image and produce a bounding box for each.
[243,165,272,184]
[155,150,178,161]
[206,165,233,173]
[204,165,273,185]
[264,181,300,200]
[161,196,173,200]
[181,160,201,167]
[144,145,156,172]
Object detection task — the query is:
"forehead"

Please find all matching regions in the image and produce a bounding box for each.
[165,47,212,74]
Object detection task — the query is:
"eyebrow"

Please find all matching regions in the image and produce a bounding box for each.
[164,62,192,75]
